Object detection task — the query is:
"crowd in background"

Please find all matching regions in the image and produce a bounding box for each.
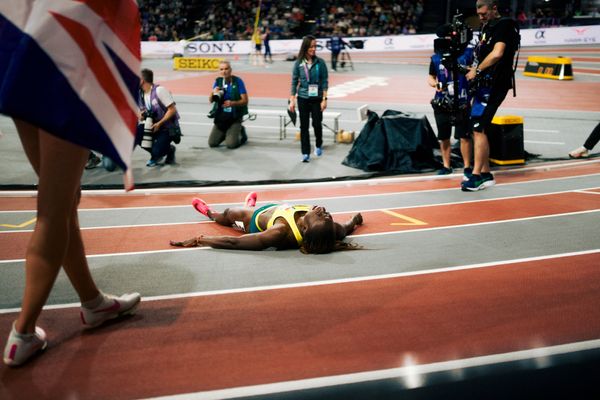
[312,0,424,38]
[139,0,425,41]
[515,7,564,29]
[140,0,198,41]
[139,0,597,42]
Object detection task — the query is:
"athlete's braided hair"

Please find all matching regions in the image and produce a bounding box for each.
[300,221,361,254]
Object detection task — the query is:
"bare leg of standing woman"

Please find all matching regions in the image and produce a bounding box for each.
[3,120,140,367]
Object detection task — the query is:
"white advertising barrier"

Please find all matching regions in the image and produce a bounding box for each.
[521,24,599,46]
[141,25,600,59]
[141,35,439,58]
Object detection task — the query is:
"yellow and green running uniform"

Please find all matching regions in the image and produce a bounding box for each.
[249,204,311,246]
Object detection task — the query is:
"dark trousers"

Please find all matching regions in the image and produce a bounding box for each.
[150,129,173,161]
[584,122,600,150]
[136,125,172,161]
[331,51,340,70]
[298,97,323,155]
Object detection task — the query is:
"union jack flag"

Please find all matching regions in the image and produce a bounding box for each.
[0,0,141,189]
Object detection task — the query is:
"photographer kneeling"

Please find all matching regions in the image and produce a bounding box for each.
[138,68,181,167]
[208,61,249,149]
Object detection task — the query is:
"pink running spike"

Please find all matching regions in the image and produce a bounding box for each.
[245,192,257,207]
[8,344,17,361]
[192,198,212,217]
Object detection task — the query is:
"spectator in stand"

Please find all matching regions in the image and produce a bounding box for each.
[517,9,528,27]
[140,0,427,42]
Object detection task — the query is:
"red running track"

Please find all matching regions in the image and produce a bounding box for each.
[1,252,599,399]
[1,189,599,260]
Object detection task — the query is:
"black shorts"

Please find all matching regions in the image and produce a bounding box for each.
[433,110,471,140]
[470,86,509,134]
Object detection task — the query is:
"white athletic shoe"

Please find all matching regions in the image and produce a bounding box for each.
[3,322,48,367]
[80,292,141,328]
[569,146,589,159]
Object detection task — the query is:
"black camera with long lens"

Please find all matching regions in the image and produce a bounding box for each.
[141,109,155,150]
[211,90,224,104]
[207,89,225,118]
[141,109,153,119]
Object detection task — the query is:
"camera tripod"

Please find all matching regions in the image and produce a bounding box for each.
[339,50,354,70]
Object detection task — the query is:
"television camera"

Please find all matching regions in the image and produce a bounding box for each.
[433,13,472,66]
[432,13,473,124]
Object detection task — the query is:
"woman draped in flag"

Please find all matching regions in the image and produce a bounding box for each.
[1,1,142,366]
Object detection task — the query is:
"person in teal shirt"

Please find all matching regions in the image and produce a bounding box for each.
[289,36,329,163]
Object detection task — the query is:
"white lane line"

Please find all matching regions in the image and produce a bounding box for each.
[1,159,600,198]
[524,129,560,133]
[146,338,600,400]
[524,140,565,145]
[1,248,599,313]
[575,189,600,195]
[180,121,281,130]
[0,246,208,266]
[355,208,600,238]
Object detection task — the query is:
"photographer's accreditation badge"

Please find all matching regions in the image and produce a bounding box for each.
[308,84,319,97]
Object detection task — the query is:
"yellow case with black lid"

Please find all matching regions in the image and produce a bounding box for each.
[489,115,525,165]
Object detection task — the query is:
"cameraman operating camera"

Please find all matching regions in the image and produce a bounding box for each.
[461,0,520,191]
[208,61,249,149]
[138,68,181,167]
[428,21,474,177]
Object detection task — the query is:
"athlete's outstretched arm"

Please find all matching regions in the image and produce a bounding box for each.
[170,226,288,251]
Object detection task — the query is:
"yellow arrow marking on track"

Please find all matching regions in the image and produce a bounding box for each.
[0,217,37,229]
[381,209,427,226]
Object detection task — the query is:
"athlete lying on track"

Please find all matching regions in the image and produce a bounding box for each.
[170,192,363,254]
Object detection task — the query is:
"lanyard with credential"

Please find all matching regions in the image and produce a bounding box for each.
[222,78,234,98]
[303,62,319,84]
